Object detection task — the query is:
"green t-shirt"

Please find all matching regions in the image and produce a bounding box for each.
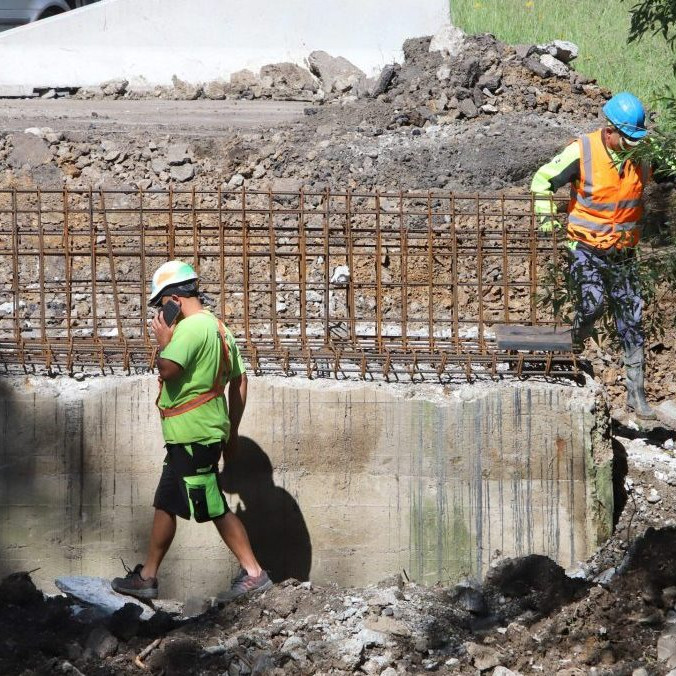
[158,310,245,445]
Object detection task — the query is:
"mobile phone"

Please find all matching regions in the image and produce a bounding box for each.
[161,300,181,326]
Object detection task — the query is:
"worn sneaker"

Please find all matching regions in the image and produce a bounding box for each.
[111,561,158,600]
[217,568,272,603]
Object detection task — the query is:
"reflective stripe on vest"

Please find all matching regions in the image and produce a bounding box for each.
[568,129,645,251]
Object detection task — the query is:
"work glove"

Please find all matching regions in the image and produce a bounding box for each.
[538,216,562,233]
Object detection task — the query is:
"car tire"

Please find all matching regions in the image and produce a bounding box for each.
[37,8,66,20]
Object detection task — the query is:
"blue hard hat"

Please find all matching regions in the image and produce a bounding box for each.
[602,92,647,140]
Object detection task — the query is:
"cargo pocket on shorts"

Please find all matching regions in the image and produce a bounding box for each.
[183,473,223,523]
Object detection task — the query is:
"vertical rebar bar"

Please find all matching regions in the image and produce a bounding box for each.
[299,187,307,349]
[476,194,485,353]
[37,189,46,343]
[89,188,98,339]
[11,189,20,342]
[375,191,383,352]
[267,188,279,348]
[400,191,408,351]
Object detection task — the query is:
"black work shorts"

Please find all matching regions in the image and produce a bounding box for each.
[153,441,230,522]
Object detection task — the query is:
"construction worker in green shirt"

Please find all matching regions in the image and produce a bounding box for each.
[111,260,272,600]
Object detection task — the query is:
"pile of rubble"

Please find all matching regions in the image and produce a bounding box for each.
[71,27,605,122]
[5,520,676,675]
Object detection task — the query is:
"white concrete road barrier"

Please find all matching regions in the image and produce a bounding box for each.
[0,0,449,92]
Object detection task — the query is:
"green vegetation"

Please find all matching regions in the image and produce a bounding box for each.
[449,0,674,106]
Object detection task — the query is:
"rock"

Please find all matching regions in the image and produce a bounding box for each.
[24,126,53,138]
[657,400,676,427]
[593,567,616,586]
[364,616,410,637]
[478,71,502,92]
[85,626,118,659]
[229,68,259,95]
[524,56,551,79]
[166,144,190,166]
[170,163,195,182]
[0,572,42,605]
[459,98,479,118]
[514,44,536,59]
[41,88,56,99]
[466,642,501,671]
[6,132,52,168]
[493,668,522,676]
[204,79,228,100]
[171,75,202,100]
[258,62,317,100]
[100,79,128,96]
[540,54,569,78]
[151,158,169,174]
[228,173,245,188]
[429,23,466,59]
[537,40,579,63]
[330,636,364,670]
[330,265,350,286]
[307,50,365,94]
[371,64,397,97]
[658,628,676,667]
[648,488,663,504]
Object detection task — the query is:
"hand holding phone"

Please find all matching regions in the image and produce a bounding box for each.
[161,300,181,327]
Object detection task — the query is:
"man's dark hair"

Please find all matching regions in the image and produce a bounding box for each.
[159,280,199,302]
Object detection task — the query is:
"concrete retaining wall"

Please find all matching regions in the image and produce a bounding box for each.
[0,0,449,91]
[0,375,613,600]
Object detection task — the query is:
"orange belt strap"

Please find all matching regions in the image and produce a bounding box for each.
[156,315,231,419]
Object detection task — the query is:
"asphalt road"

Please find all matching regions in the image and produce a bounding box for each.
[0,98,307,135]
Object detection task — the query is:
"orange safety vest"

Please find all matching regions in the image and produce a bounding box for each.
[156,312,231,419]
[567,129,647,251]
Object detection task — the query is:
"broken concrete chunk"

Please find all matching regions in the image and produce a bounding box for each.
[204,79,228,100]
[524,56,551,79]
[166,144,190,166]
[259,62,318,99]
[459,98,479,118]
[540,54,569,78]
[6,133,52,168]
[371,64,397,97]
[85,626,118,659]
[307,50,365,93]
[536,39,579,63]
[100,79,128,97]
[514,44,536,59]
[429,23,466,59]
[151,158,169,174]
[465,642,502,671]
[170,163,195,182]
[171,75,202,100]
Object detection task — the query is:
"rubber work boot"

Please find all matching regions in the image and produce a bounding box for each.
[111,562,158,600]
[216,568,272,603]
[624,345,657,420]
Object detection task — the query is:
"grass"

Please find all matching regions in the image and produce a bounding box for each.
[449,0,675,109]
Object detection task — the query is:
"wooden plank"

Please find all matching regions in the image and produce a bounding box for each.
[495,324,573,351]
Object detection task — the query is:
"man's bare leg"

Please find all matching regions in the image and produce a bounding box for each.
[213,512,262,577]
[141,508,177,579]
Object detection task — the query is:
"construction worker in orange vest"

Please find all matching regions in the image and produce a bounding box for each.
[111,260,273,600]
[531,92,656,419]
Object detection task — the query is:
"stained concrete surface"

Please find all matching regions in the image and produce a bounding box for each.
[0,374,612,601]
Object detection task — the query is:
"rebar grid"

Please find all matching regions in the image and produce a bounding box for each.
[0,187,575,380]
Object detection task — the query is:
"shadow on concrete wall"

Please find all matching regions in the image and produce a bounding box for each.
[0,377,96,583]
[220,437,312,583]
